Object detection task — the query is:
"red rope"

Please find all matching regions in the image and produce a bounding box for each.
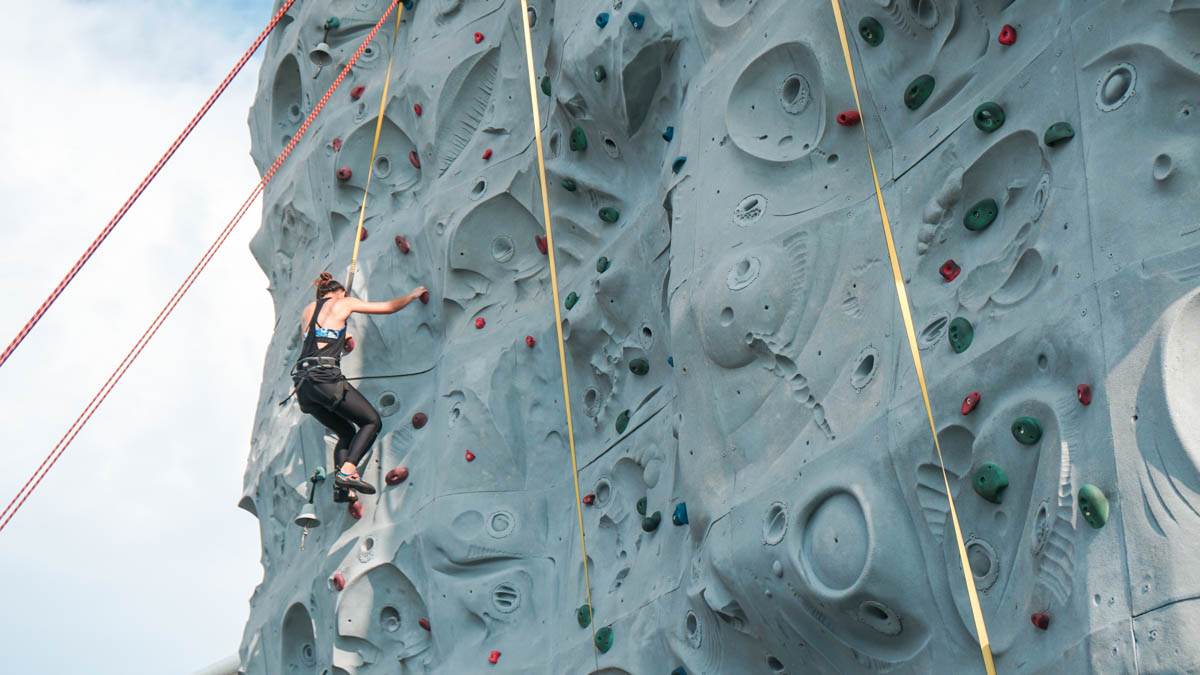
[0,0,299,373]
[0,0,404,533]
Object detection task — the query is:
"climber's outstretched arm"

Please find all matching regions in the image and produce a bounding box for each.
[342,286,427,315]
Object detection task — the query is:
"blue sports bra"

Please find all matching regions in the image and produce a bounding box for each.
[306,325,346,340]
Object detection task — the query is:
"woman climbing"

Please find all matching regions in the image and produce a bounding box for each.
[292,272,427,498]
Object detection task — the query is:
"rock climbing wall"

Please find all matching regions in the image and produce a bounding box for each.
[236,0,1200,672]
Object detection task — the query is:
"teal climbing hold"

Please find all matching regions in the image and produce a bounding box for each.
[628,12,645,29]
[576,604,593,628]
[973,102,1006,133]
[904,74,935,110]
[672,156,687,174]
[1011,417,1043,445]
[324,16,341,30]
[569,126,587,151]
[662,126,674,142]
[1044,122,1075,147]
[599,207,620,223]
[858,17,884,46]
[636,496,647,516]
[672,502,688,526]
[312,467,327,482]
[596,256,610,273]
[594,65,607,82]
[595,626,614,653]
[561,178,577,192]
[973,462,1009,504]
[595,12,609,28]
[565,292,579,310]
[642,511,662,532]
[948,317,974,353]
[616,409,631,434]
[541,76,551,96]
[963,198,998,231]
[1078,484,1109,528]
[629,358,649,375]
[667,356,674,367]
[672,669,688,675]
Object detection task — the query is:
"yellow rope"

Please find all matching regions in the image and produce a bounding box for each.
[346,3,404,293]
[517,0,600,664]
[828,2,996,672]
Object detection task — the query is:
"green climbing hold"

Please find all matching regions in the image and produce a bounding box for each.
[595,626,614,653]
[561,178,577,192]
[642,511,662,532]
[1011,417,1043,445]
[904,74,935,110]
[576,604,593,628]
[594,65,607,82]
[948,317,974,353]
[324,16,341,30]
[963,198,998,232]
[565,291,579,310]
[615,409,631,434]
[598,207,620,223]
[636,496,647,516]
[312,467,327,482]
[973,102,1006,133]
[569,125,587,151]
[629,358,649,375]
[973,462,1009,504]
[540,75,551,96]
[859,17,884,46]
[1044,122,1075,147]
[1078,484,1109,528]
[596,256,610,273]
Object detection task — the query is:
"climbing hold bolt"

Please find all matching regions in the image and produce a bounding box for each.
[663,126,675,142]
[596,12,609,28]
[594,65,606,82]
[999,24,1017,45]
[412,412,427,429]
[673,502,689,526]
[1031,613,1050,630]
[482,148,493,160]
[350,85,366,100]
[616,409,631,434]
[973,102,1006,133]
[540,75,551,96]
[324,17,341,30]
[409,151,421,169]
[525,335,536,348]
[1077,384,1092,405]
[331,573,346,591]
[973,462,1009,504]
[598,207,620,223]
[577,604,593,628]
[475,317,486,329]
[837,110,861,126]
[904,74,935,110]
[628,12,645,29]
[629,358,649,376]
[332,138,343,152]
[474,32,484,44]
[962,391,981,415]
[963,198,998,231]
[336,167,352,181]
[582,493,595,505]
[642,511,662,532]
[413,103,422,116]
[1078,484,1109,528]
[636,496,648,516]
[565,292,579,310]
[395,235,410,253]
[672,156,687,174]
[940,259,961,282]
[569,126,587,151]
[419,290,430,304]
[349,501,364,519]
[561,178,577,192]
[595,626,614,653]
[386,467,408,485]
[488,650,501,664]
[596,256,610,273]
[1044,122,1075,147]
[535,235,548,255]
[859,17,884,46]
[1012,417,1043,445]
[419,617,431,631]
[948,317,974,353]
[344,335,355,353]
[465,450,476,462]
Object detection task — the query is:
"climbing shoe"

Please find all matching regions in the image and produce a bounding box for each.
[335,471,376,495]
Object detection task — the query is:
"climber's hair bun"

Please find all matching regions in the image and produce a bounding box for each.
[313,272,346,299]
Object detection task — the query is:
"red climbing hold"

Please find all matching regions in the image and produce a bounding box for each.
[350,85,366,100]
[961,391,981,415]
[344,335,355,353]
[332,138,343,152]
[409,151,421,169]
[582,493,595,505]
[836,110,861,126]
[336,167,352,181]
[1077,384,1092,406]
[412,412,428,429]
[395,235,411,253]
[998,24,1017,46]
[359,227,368,242]
[535,235,548,255]
[413,103,422,116]
[348,501,364,519]
[1031,613,1050,630]
[418,617,431,631]
[474,32,484,44]
[419,290,430,304]
[465,450,476,462]
[940,259,961,282]
[488,651,501,664]
[331,573,346,591]
[475,317,486,329]
[525,335,536,348]
[386,467,409,485]
[482,148,493,160]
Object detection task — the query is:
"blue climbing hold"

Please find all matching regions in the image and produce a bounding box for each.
[628,12,645,29]
[662,126,674,142]
[596,12,609,28]
[403,0,414,10]
[672,502,688,526]
[667,356,674,367]
[672,668,687,675]
[672,156,687,174]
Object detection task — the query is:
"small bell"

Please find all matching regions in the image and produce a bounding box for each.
[294,502,320,551]
[309,42,333,67]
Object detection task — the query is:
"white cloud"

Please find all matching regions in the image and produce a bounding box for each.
[0,1,279,672]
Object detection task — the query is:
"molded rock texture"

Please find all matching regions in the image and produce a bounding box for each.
[238,0,1200,672]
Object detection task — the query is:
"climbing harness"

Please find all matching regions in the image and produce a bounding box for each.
[279,364,436,407]
[0,0,300,374]
[517,0,600,664]
[0,0,404,534]
[345,4,404,293]
[829,1,996,672]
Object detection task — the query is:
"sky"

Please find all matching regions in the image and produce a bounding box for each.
[0,0,280,672]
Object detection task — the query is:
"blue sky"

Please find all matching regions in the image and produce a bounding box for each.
[0,0,278,672]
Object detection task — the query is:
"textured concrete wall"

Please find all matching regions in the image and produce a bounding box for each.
[237,0,1200,672]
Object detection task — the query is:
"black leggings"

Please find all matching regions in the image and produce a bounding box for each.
[299,380,381,470]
